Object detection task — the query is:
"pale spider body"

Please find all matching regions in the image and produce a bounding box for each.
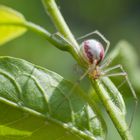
[57,30,137,128]
[80,39,105,79]
[80,39,104,65]
[78,31,137,128]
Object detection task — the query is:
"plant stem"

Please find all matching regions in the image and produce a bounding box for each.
[42,0,79,52]
[0,22,80,61]
[42,0,87,67]
[91,77,133,140]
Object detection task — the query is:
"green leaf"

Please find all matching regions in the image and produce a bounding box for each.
[0,5,27,45]
[0,56,106,140]
[0,5,78,54]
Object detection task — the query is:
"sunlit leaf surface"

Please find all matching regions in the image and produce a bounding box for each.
[0,56,106,140]
[0,5,27,45]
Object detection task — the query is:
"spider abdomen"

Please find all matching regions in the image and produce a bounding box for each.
[80,39,104,65]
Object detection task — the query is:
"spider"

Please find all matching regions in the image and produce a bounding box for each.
[53,30,138,129]
[76,30,138,128]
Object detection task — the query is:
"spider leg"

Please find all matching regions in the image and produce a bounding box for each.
[52,60,97,118]
[103,73,127,77]
[102,64,138,129]
[100,57,112,69]
[51,32,75,47]
[77,30,110,57]
[103,64,124,74]
[70,60,97,94]
[117,79,127,89]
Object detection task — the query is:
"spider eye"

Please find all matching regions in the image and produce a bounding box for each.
[80,39,104,65]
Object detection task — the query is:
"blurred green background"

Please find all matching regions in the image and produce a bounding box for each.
[0,0,140,139]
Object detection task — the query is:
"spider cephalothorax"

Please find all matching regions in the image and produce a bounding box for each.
[90,66,103,79]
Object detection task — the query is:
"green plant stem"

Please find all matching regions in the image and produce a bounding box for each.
[42,0,79,52]
[0,22,80,61]
[91,78,133,140]
[42,0,85,67]
[26,22,81,63]
[26,22,69,51]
